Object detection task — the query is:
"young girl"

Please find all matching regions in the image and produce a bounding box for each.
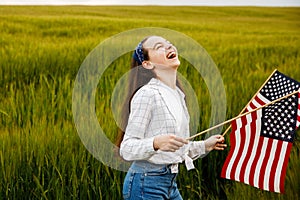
[117,35,226,200]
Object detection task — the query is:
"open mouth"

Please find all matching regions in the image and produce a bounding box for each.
[166,51,177,59]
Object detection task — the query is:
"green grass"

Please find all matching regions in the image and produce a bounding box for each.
[0,5,299,199]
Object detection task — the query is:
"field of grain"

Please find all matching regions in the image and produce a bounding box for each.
[0,6,299,199]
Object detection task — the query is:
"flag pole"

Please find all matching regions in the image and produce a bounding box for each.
[187,90,298,140]
[221,69,278,137]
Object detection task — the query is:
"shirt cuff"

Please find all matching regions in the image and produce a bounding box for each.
[146,136,157,153]
[188,141,206,160]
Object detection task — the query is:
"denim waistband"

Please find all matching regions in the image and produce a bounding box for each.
[129,161,172,173]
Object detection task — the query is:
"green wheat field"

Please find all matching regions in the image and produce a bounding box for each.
[0,5,299,199]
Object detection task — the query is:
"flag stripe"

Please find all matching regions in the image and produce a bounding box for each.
[253,137,269,188]
[228,120,242,180]
[259,137,273,190]
[274,141,287,193]
[247,102,254,111]
[248,128,264,187]
[236,113,253,183]
[269,140,283,192]
[232,116,248,181]
[220,121,237,179]
[263,139,278,191]
[247,93,270,111]
[251,98,262,109]
[297,92,300,128]
[243,111,261,185]
[279,142,293,193]
[256,93,270,106]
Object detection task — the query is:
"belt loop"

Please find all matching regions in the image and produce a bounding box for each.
[170,164,178,173]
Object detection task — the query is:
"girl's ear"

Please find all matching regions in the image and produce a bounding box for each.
[142,61,154,70]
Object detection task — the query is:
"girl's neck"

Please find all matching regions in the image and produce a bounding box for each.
[156,70,177,89]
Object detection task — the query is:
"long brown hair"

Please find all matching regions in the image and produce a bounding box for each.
[115,37,155,147]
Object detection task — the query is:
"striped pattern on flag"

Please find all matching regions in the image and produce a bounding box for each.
[221,70,300,193]
[297,92,300,128]
[220,109,293,193]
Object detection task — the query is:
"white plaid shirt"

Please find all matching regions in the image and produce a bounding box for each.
[120,78,205,172]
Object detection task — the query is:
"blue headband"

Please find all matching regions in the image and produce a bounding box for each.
[132,42,144,65]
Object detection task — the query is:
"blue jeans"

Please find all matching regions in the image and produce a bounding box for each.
[123,161,183,200]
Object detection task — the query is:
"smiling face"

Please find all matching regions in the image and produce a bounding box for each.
[142,36,180,70]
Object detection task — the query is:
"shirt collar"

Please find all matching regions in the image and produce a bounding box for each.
[148,78,186,99]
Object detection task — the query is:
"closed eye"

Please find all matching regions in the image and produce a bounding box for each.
[153,42,163,50]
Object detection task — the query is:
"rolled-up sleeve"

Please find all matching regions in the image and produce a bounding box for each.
[120,88,157,161]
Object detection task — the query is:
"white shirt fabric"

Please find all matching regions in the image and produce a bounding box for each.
[120,78,206,172]
[159,82,183,132]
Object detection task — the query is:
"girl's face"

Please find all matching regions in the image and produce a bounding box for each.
[143,36,180,70]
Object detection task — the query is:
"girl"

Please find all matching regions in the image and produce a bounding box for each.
[117,35,226,200]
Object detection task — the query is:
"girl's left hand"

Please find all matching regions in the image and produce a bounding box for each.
[204,135,227,152]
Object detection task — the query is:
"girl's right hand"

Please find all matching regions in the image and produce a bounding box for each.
[153,134,188,152]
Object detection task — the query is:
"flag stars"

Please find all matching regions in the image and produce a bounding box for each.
[269,131,273,135]
[276,124,280,128]
[260,72,299,142]
[261,73,299,101]
[293,109,297,115]
[283,125,287,130]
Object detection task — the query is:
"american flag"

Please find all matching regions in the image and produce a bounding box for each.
[221,71,300,193]
[247,70,300,128]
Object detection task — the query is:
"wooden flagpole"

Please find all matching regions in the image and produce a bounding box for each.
[187,90,298,140]
[221,69,278,137]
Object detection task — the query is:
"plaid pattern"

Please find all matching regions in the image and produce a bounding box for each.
[120,78,205,167]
